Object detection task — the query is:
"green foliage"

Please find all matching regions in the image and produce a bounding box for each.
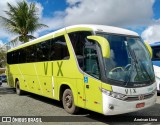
[0,47,6,68]
[0,1,48,43]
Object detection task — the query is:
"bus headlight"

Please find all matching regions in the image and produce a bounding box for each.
[101,89,126,100]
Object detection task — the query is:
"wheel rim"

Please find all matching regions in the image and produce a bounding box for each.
[65,94,72,108]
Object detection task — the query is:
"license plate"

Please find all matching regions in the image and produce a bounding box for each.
[136,103,145,108]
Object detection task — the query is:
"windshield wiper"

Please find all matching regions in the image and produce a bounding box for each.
[132,49,152,83]
[124,41,147,86]
[124,41,137,86]
[123,61,133,86]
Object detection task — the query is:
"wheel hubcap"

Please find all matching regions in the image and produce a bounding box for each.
[65,94,72,108]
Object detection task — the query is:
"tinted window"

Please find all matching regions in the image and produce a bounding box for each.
[152,46,160,61]
[50,36,70,60]
[84,40,100,79]
[69,31,92,56]
[7,35,69,64]
[18,49,26,63]
[26,45,37,63]
[37,40,51,62]
[68,31,92,70]
[68,31,100,78]
[7,52,12,64]
[12,51,19,64]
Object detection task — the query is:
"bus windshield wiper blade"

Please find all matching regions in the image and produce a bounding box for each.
[124,65,132,86]
[132,49,152,83]
[124,41,135,86]
[138,60,152,83]
[124,41,146,86]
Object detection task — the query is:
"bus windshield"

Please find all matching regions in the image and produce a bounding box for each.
[97,33,155,86]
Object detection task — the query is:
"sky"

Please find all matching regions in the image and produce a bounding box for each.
[0,0,160,47]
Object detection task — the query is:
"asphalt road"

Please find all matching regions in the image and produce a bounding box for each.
[1,83,160,125]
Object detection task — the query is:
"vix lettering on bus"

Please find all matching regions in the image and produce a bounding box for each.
[125,88,136,95]
[43,61,63,76]
[57,62,63,76]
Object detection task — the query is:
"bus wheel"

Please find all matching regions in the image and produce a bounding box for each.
[62,89,79,114]
[16,81,23,95]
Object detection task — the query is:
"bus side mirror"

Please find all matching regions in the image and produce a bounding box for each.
[144,41,152,58]
[87,35,110,58]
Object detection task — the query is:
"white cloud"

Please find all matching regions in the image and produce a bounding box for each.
[142,24,160,43]
[29,1,43,18]
[41,11,65,30]
[0,40,4,47]
[32,32,39,38]
[0,29,13,39]
[0,0,158,45]
[41,17,64,31]
[33,10,65,37]
[34,0,156,36]
[64,0,155,27]
[0,0,21,17]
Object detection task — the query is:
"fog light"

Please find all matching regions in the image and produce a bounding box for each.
[109,104,114,110]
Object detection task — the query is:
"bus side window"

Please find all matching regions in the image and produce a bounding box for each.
[18,49,26,63]
[12,51,19,64]
[68,31,100,78]
[25,45,37,63]
[68,31,92,70]
[7,52,12,64]
[7,52,15,64]
[50,36,70,61]
[37,40,51,62]
[84,41,100,79]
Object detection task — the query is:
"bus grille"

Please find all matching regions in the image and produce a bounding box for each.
[123,91,156,101]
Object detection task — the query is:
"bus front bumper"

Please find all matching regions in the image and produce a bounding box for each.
[102,92,157,115]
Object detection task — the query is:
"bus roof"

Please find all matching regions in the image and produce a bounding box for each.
[150,42,160,47]
[8,24,139,52]
[66,24,139,36]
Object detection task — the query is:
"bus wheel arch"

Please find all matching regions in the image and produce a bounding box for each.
[60,84,70,101]
[60,84,79,114]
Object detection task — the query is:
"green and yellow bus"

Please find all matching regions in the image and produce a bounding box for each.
[6,25,157,115]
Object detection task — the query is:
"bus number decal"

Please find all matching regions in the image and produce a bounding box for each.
[57,61,63,76]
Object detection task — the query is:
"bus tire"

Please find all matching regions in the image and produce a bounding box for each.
[62,89,79,114]
[16,81,23,95]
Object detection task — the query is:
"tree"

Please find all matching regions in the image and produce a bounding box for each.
[0,46,7,68]
[0,1,48,43]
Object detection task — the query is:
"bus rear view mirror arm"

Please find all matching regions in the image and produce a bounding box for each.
[87,35,110,58]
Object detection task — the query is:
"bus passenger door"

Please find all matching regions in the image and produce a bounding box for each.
[83,43,103,113]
